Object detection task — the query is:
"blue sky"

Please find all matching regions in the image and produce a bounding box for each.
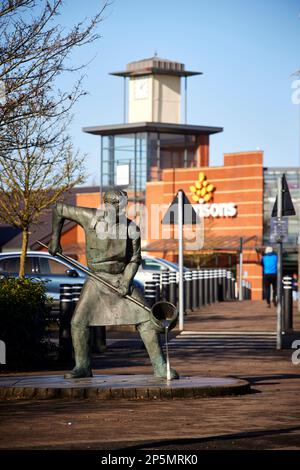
[59,0,300,185]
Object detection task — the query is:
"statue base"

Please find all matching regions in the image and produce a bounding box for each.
[0,374,251,400]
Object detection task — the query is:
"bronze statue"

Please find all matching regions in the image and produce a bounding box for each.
[49,188,178,380]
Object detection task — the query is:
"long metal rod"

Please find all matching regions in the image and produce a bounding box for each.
[276,176,283,350]
[178,190,184,331]
[36,241,151,313]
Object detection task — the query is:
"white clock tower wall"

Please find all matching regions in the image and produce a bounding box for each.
[128,76,153,123]
[152,75,181,123]
[128,74,181,123]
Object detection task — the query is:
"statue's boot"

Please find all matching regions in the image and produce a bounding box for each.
[64,322,93,379]
[137,321,179,379]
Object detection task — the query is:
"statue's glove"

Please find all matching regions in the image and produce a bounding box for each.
[117,279,131,297]
[48,239,62,257]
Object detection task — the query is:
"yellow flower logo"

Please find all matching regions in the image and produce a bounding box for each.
[189,172,215,204]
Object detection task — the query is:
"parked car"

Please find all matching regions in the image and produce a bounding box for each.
[0,251,144,312]
[135,255,189,286]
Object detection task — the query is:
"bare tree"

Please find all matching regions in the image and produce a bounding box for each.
[0,97,85,276]
[0,0,108,276]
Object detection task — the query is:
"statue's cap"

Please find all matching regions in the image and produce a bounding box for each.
[104,188,128,206]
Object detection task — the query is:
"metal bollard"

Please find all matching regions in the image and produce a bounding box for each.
[184,270,192,312]
[59,284,74,361]
[161,269,170,301]
[198,270,203,307]
[145,280,157,307]
[72,283,82,303]
[221,269,226,301]
[226,271,232,300]
[247,281,250,299]
[152,272,161,303]
[216,269,221,301]
[192,270,199,310]
[209,270,214,304]
[282,276,293,333]
[169,272,177,306]
[245,281,250,300]
[242,280,246,301]
[243,280,247,300]
[203,270,209,305]
[213,269,219,303]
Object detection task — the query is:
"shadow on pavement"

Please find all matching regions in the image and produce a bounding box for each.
[119,425,300,451]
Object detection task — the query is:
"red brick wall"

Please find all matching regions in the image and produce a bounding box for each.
[146,151,264,299]
[43,151,264,299]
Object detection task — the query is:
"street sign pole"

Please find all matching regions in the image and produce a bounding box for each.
[276,176,283,350]
[270,172,295,348]
[162,188,200,331]
[239,237,243,301]
[178,190,184,331]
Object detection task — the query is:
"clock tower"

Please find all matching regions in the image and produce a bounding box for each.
[111,57,201,124]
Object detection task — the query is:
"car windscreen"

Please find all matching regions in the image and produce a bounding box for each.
[141,259,163,270]
[156,258,189,272]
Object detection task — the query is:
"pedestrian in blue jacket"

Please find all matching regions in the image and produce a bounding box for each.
[261,247,278,308]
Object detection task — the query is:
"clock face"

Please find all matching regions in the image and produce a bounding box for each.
[134,77,149,99]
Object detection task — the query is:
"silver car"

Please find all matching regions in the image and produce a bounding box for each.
[135,255,188,286]
[0,251,179,307]
[0,251,87,310]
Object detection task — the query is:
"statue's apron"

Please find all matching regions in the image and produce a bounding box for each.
[72,219,150,326]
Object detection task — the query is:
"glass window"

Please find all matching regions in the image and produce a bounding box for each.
[101,133,147,197]
[142,259,163,271]
[0,256,35,274]
[148,132,199,182]
[39,257,68,275]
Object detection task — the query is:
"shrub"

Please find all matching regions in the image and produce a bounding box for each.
[0,277,51,370]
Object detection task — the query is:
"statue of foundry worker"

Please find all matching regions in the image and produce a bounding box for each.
[48,188,179,380]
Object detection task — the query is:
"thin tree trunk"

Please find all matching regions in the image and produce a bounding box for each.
[19,228,29,277]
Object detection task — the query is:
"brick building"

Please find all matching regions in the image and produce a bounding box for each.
[1,57,298,300]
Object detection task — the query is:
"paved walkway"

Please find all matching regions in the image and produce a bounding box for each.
[0,300,300,450]
[167,331,277,350]
[184,299,300,332]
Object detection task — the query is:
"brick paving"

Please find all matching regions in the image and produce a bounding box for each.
[184,299,300,332]
[0,300,300,450]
